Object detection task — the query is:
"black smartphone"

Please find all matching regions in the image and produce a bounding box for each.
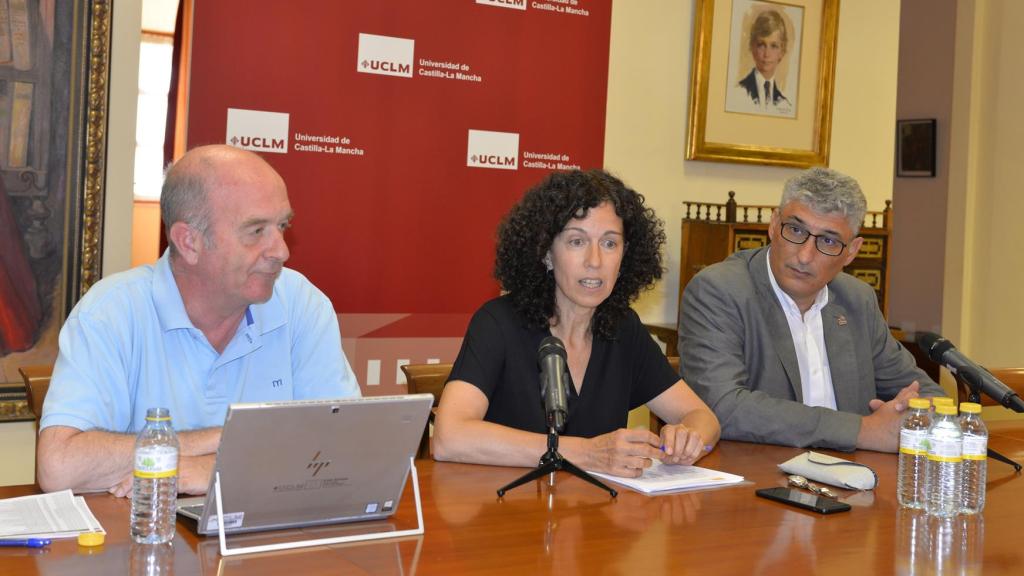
[755,487,851,515]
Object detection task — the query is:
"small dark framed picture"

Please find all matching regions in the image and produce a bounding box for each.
[896,119,937,177]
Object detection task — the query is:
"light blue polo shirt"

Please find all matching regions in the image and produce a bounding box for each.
[40,251,360,434]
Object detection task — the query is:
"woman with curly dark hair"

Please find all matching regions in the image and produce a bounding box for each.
[434,170,719,477]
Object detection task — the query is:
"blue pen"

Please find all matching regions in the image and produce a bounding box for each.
[0,538,51,548]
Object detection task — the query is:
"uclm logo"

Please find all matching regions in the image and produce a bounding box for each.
[225,108,289,154]
[357,33,414,78]
[467,129,519,170]
[476,0,527,10]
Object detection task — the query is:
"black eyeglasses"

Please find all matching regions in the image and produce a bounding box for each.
[779,222,848,256]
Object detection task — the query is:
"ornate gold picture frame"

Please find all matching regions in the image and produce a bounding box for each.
[686,0,839,168]
[0,0,111,388]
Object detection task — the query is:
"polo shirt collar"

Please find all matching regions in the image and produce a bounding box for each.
[219,280,287,365]
[247,287,287,336]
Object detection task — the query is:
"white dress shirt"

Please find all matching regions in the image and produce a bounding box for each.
[753,69,774,109]
[765,251,838,409]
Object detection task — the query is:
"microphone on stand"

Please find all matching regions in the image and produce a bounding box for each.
[538,336,571,433]
[497,336,616,497]
[916,331,1024,413]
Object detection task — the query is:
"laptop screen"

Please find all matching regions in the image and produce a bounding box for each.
[178,394,432,535]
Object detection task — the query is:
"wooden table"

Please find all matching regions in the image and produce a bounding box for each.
[3,423,1023,575]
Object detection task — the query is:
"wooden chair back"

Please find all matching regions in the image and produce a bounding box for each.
[648,356,681,434]
[644,324,679,357]
[955,368,1024,408]
[18,365,54,424]
[400,363,452,459]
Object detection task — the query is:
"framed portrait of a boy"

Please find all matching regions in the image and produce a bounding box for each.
[687,0,839,168]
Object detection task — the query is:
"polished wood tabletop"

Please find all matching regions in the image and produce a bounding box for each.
[3,421,1024,575]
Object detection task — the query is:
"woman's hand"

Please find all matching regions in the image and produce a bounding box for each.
[584,428,665,477]
[659,424,708,466]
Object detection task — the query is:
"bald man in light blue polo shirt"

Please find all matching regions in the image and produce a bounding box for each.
[37,145,360,496]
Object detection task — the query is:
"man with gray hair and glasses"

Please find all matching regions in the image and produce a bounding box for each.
[37,145,360,496]
[678,167,943,452]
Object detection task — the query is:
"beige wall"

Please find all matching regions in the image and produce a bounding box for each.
[889,0,956,337]
[131,201,162,267]
[101,1,142,276]
[605,0,903,326]
[0,421,35,486]
[946,0,1024,368]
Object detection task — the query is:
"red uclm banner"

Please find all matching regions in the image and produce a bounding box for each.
[185,0,612,318]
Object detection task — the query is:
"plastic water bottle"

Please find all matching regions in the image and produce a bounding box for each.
[894,507,928,574]
[130,542,174,576]
[958,514,986,573]
[959,402,987,514]
[926,515,957,574]
[130,408,179,544]
[897,398,932,509]
[925,404,962,517]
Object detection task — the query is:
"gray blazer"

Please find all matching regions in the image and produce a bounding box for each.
[678,247,942,451]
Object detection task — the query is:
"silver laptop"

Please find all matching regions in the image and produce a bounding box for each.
[177,394,433,535]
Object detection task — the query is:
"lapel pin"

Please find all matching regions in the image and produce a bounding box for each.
[837,315,847,326]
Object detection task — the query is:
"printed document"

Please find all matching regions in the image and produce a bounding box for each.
[0,489,105,539]
[589,461,745,494]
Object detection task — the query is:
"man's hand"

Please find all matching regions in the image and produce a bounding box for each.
[857,381,922,452]
[108,475,133,498]
[179,455,215,495]
[584,428,664,477]
[659,424,708,466]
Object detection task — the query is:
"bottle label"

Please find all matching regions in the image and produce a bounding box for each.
[899,429,928,455]
[962,433,988,460]
[134,446,178,479]
[927,437,962,462]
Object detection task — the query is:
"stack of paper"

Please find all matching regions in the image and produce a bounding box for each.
[589,461,745,494]
[0,489,105,539]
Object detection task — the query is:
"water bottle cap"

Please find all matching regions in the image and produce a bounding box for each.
[145,407,172,422]
[931,397,955,407]
[908,398,931,409]
[77,531,105,547]
[935,405,957,416]
[959,402,982,414]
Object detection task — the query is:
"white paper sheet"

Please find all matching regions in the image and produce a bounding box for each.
[589,461,745,494]
[0,489,105,539]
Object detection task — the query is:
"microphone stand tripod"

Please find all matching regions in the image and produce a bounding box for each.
[497,425,617,498]
[957,373,1022,473]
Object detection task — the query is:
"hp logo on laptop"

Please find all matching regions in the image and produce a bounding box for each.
[306,451,331,476]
